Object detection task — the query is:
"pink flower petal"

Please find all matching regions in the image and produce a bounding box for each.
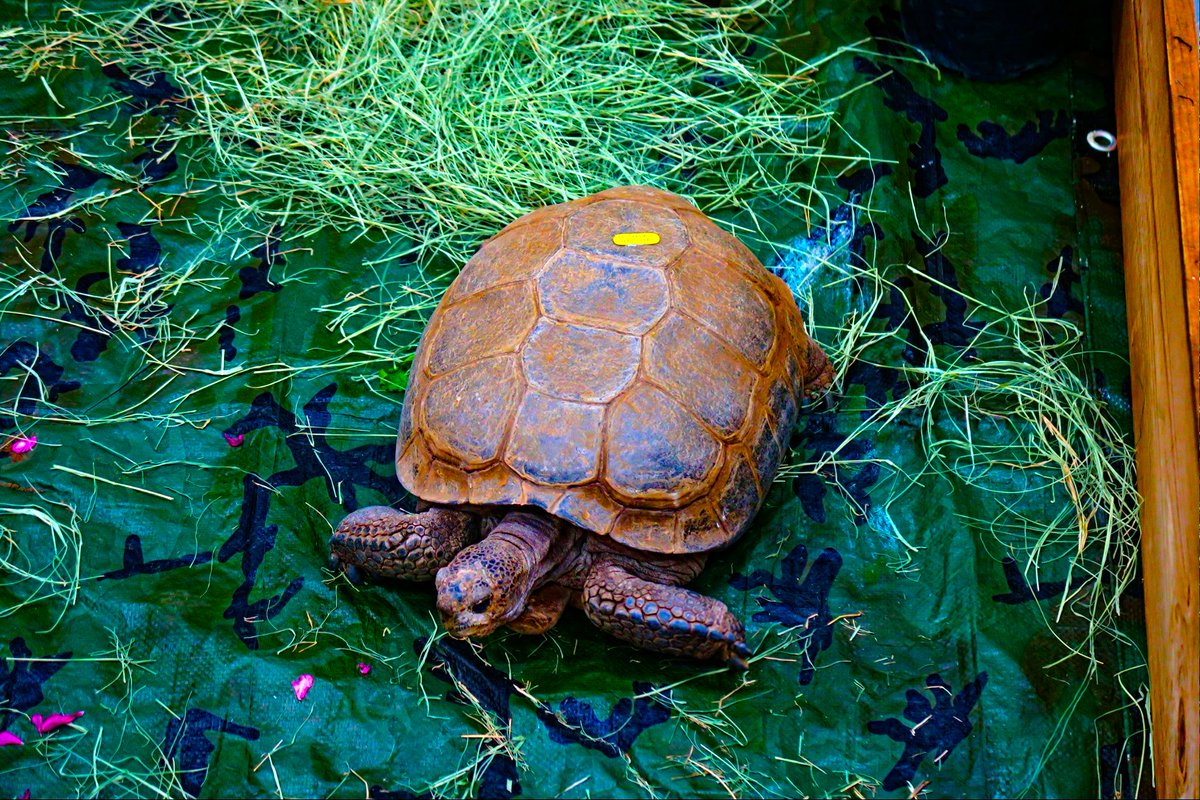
[357,662,371,675]
[20,790,31,800]
[30,711,84,734]
[0,731,23,746]
[223,432,244,447]
[9,435,36,454]
[291,674,314,701]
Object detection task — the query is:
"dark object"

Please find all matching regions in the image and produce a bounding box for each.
[418,636,523,799]
[852,57,948,196]
[867,672,989,791]
[218,384,402,648]
[535,681,671,757]
[729,544,843,685]
[238,225,285,299]
[0,341,81,429]
[957,109,1071,164]
[0,638,72,731]
[100,534,213,580]
[899,0,1080,81]
[160,709,260,797]
[991,556,1070,604]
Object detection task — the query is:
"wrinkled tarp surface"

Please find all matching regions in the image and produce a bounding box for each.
[0,1,1146,797]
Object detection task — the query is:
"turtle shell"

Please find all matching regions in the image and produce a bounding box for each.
[396,186,829,554]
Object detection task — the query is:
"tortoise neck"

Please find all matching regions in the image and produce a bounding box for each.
[489,510,573,585]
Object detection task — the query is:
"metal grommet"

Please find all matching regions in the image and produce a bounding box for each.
[1086,129,1117,152]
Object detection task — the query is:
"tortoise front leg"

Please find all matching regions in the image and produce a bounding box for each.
[506,583,571,634]
[582,561,750,669]
[329,506,478,582]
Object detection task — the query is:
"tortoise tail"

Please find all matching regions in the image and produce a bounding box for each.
[800,336,834,400]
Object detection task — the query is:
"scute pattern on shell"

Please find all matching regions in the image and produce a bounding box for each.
[396,185,829,554]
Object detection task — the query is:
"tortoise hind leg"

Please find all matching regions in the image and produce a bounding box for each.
[329,506,478,582]
[582,560,750,669]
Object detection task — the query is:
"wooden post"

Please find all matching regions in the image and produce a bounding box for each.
[1113,1,1200,797]
[1161,0,1200,416]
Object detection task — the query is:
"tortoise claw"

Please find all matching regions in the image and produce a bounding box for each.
[728,640,752,671]
[327,550,363,584]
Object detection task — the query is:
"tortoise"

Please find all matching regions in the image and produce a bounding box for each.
[329,185,832,668]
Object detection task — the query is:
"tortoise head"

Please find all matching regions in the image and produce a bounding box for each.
[434,537,530,637]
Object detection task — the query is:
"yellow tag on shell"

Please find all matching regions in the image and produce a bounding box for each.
[612,232,661,246]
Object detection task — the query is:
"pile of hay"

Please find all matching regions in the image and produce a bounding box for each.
[2,0,855,265]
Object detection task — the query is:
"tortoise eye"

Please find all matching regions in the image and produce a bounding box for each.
[470,598,490,614]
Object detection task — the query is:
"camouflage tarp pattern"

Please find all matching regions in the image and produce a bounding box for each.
[0,1,1146,798]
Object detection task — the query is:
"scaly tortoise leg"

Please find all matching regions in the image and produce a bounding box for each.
[582,561,750,669]
[506,584,571,634]
[329,506,478,583]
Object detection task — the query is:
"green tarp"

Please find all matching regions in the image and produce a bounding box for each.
[0,2,1147,797]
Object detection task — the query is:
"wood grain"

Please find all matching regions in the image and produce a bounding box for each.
[1114,1,1200,796]
[1162,0,1199,417]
